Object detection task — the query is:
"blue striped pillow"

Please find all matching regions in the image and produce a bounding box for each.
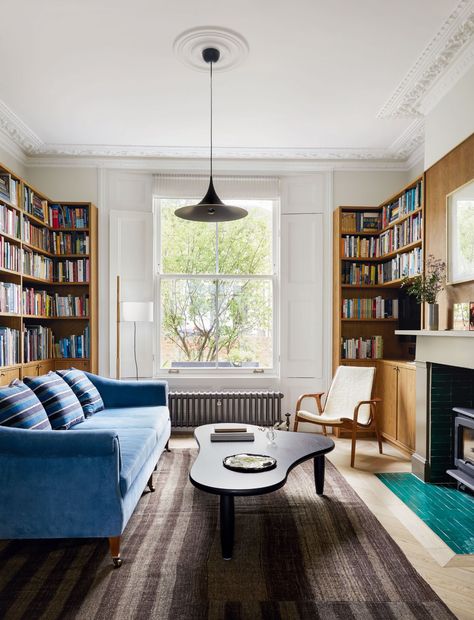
[56,368,104,417]
[0,379,51,430]
[24,372,84,430]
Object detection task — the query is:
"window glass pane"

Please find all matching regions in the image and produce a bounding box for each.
[160,279,217,368]
[161,200,216,274]
[217,279,273,368]
[218,201,273,275]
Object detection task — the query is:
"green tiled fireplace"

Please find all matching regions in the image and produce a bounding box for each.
[429,363,474,483]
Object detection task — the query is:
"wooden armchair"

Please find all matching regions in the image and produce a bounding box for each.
[294,365,383,467]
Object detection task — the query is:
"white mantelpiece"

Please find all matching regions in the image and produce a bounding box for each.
[395,330,474,370]
[395,330,474,481]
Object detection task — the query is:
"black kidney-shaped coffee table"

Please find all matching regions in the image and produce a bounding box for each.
[189,423,335,559]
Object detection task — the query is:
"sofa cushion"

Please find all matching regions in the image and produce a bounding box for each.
[56,368,104,417]
[24,372,85,430]
[71,406,169,440]
[116,428,157,497]
[0,380,51,430]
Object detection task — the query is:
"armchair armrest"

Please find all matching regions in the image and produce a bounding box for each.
[350,398,382,426]
[295,392,326,414]
[85,373,168,408]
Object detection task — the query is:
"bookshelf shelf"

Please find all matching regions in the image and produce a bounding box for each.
[0,161,98,377]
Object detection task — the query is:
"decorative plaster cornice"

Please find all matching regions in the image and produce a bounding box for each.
[378,0,474,118]
[0,99,42,153]
[26,143,410,161]
[389,119,425,159]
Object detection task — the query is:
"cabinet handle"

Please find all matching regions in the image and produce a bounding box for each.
[0,372,5,377]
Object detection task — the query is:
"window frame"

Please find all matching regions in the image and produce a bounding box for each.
[153,196,280,377]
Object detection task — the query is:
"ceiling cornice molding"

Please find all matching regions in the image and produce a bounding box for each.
[23,154,411,173]
[25,143,411,161]
[389,118,425,159]
[0,99,42,153]
[378,0,474,118]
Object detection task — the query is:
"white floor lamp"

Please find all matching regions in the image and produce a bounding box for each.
[119,300,154,380]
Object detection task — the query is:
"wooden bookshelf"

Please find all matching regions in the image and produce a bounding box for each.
[0,161,97,384]
[333,176,424,371]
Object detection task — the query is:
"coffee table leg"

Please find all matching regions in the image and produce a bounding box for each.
[314,455,325,495]
[220,494,235,560]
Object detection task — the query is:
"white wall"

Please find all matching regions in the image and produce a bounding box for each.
[424,64,474,170]
[25,166,98,203]
[333,170,410,208]
[0,144,26,177]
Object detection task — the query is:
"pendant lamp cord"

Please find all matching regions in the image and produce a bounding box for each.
[209,59,213,178]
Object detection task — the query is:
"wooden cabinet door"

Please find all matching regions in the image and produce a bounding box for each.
[397,366,416,451]
[0,366,21,386]
[377,362,398,440]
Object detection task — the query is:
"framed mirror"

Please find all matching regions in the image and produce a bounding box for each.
[446,178,474,284]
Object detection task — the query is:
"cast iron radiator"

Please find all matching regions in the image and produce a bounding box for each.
[168,391,284,427]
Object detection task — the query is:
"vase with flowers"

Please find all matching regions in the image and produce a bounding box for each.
[401,255,446,330]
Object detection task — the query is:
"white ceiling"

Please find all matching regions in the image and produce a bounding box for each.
[0,0,472,161]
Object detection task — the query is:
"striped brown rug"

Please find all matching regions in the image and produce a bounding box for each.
[0,450,454,620]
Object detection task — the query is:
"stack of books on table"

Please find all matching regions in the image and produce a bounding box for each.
[210,427,255,442]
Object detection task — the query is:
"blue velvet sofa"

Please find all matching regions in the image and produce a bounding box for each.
[0,373,170,567]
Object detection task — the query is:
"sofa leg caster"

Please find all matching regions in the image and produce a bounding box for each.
[109,536,122,567]
[147,474,155,492]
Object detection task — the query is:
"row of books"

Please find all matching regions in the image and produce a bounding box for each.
[0,325,90,365]
[53,326,89,359]
[341,336,383,360]
[0,282,21,314]
[23,251,54,280]
[21,221,89,255]
[50,205,88,229]
[0,204,21,239]
[377,248,423,283]
[0,174,19,206]
[23,289,89,317]
[22,220,50,252]
[24,187,49,222]
[24,325,53,362]
[0,238,21,272]
[379,212,422,255]
[54,259,89,283]
[342,249,423,285]
[342,297,399,319]
[51,232,89,255]
[342,235,381,258]
[381,181,423,228]
[0,327,20,365]
[21,251,90,282]
[341,211,381,233]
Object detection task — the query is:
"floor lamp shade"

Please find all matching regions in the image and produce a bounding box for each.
[120,302,154,323]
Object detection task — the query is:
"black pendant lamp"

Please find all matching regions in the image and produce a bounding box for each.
[175,47,248,223]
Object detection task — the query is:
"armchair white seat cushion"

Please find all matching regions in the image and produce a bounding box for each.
[296,411,342,424]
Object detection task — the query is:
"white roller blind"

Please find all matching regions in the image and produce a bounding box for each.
[153,175,280,200]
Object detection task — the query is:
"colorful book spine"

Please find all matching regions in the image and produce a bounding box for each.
[0,238,21,272]
[0,327,20,366]
[22,250,54,280]
[53,259,89,283]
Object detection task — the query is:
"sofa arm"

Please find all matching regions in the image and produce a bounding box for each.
[0,426,124,539]
[84,373,168,408]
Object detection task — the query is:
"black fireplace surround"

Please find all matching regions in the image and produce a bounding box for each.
[447,407,474,492]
